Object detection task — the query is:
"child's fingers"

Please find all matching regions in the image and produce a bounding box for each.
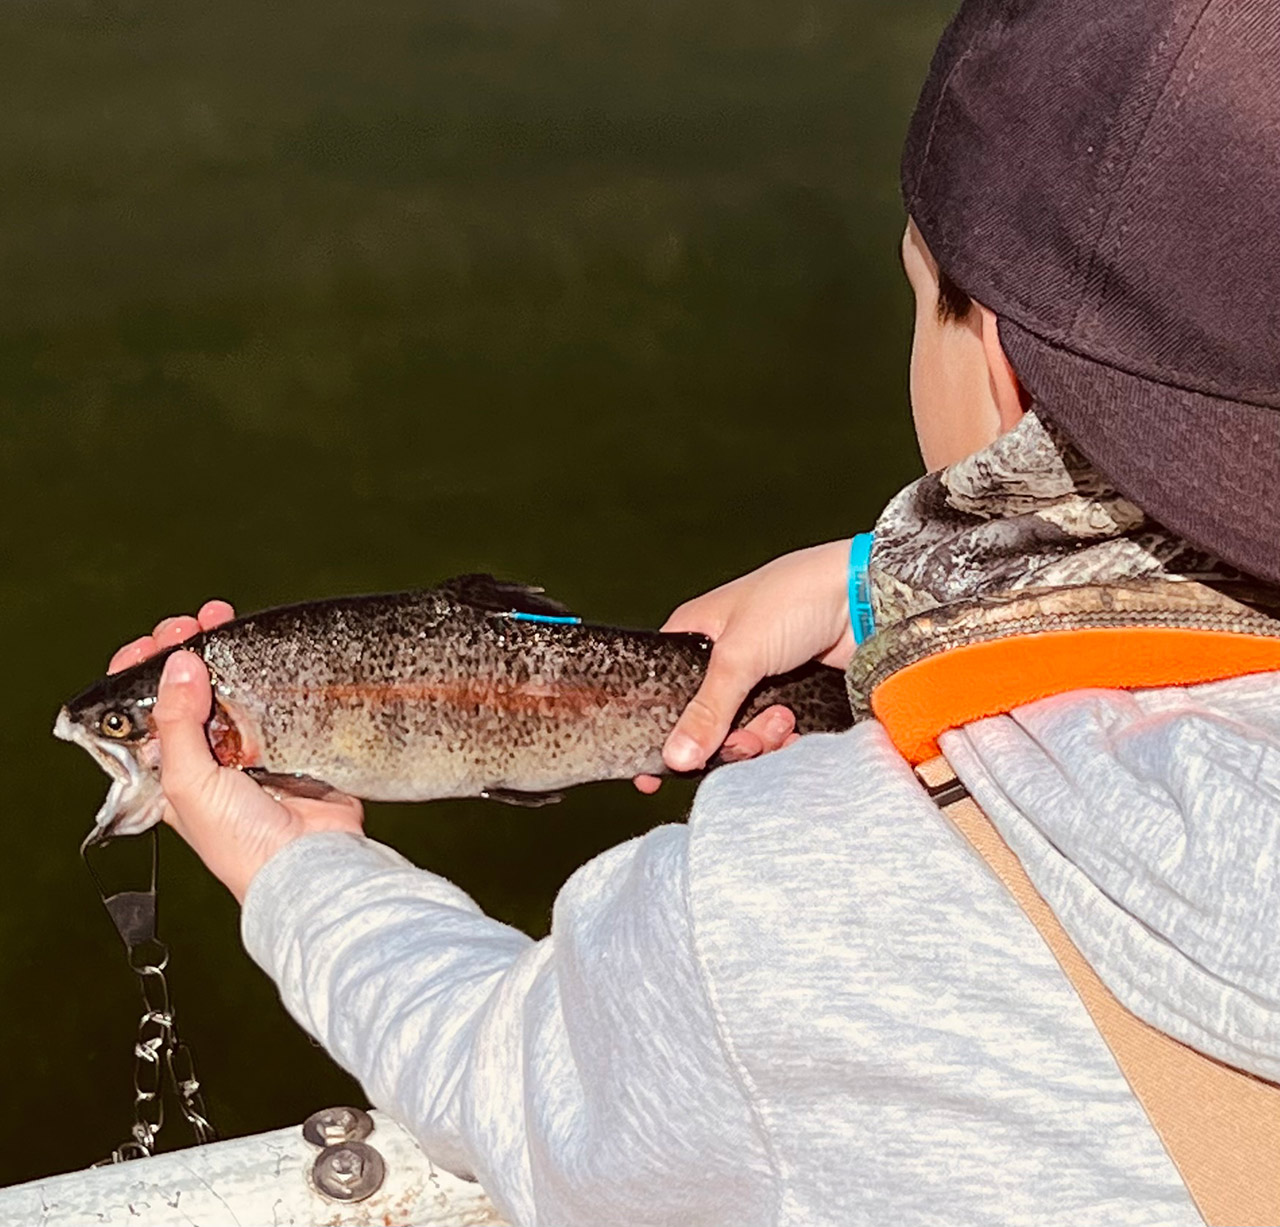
[198,600,236,629]
[663,647,756,772]
[107,636,157,674]
[661,593,730,638]
[718,729,763,762]
[735,705,796,754]
[154,651,220,814]
[153,615,203,649]
[107,602,234,676]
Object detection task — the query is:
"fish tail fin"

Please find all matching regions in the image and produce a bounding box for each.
[735,663,853,735]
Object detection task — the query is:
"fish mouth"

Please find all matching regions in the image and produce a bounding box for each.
[54,707,167,845]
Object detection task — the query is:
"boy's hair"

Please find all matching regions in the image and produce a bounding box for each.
[936,269,972,325]
[901,0,1280,585]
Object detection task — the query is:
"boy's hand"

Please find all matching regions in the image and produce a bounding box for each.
[634,540,856,792]
[108,603,365,903]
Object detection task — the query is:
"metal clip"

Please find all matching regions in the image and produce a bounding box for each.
[82,827,217,1161]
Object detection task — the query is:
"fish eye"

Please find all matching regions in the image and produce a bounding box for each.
[99,711,132,739]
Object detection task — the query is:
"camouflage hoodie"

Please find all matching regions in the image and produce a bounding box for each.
[849,410,1280,716]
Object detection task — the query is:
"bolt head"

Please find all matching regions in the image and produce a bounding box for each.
[312,1141,385,1202]
[321,1109,357,1145]
[301,1105,374,1148]
[329,1149,363,1181]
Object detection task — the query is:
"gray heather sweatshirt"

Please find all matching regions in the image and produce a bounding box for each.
[242,672,1280,1226]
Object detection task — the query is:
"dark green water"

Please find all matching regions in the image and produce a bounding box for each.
[0,0,952,1185]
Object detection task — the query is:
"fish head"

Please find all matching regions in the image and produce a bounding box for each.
[55,651,171,845]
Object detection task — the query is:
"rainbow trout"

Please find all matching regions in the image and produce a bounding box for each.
[55,575,853,844]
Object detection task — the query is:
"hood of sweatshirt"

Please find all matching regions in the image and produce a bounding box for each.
[945,644,1280,1082]
[847,412,1280,1080]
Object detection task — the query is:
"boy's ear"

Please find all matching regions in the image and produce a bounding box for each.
[978,305,1031,430]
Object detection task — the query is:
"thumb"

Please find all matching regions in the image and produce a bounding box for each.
[664,648,754,772]
[154,650,219,808]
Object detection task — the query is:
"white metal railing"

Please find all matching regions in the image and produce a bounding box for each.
[0,1109,507,1227]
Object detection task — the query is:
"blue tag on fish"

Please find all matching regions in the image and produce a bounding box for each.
[506,612,583,625]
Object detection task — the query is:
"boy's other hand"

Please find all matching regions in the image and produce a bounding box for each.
[634,540,856,792]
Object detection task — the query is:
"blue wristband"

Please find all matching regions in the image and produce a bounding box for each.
[847,532,876,645]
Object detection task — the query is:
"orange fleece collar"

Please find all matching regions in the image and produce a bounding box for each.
[873,624,1280,764]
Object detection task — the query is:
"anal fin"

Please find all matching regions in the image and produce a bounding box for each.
[479,787,564,808]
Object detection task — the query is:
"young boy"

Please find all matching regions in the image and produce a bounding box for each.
[111,1,1280,1222]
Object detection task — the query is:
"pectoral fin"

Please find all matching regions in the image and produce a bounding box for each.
[245,769,344,801]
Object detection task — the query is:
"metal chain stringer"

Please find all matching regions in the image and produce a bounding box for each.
[82,827,217,1164]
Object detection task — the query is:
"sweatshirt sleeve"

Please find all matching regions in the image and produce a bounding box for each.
[240,826,775,1227]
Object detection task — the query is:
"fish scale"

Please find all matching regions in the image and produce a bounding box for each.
[55,576,855,842]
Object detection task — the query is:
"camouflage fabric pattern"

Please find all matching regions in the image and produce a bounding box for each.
[870,412,1229,628]
[847,411,1279,717]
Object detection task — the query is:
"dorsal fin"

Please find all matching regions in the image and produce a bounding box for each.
[436,573,575,618]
